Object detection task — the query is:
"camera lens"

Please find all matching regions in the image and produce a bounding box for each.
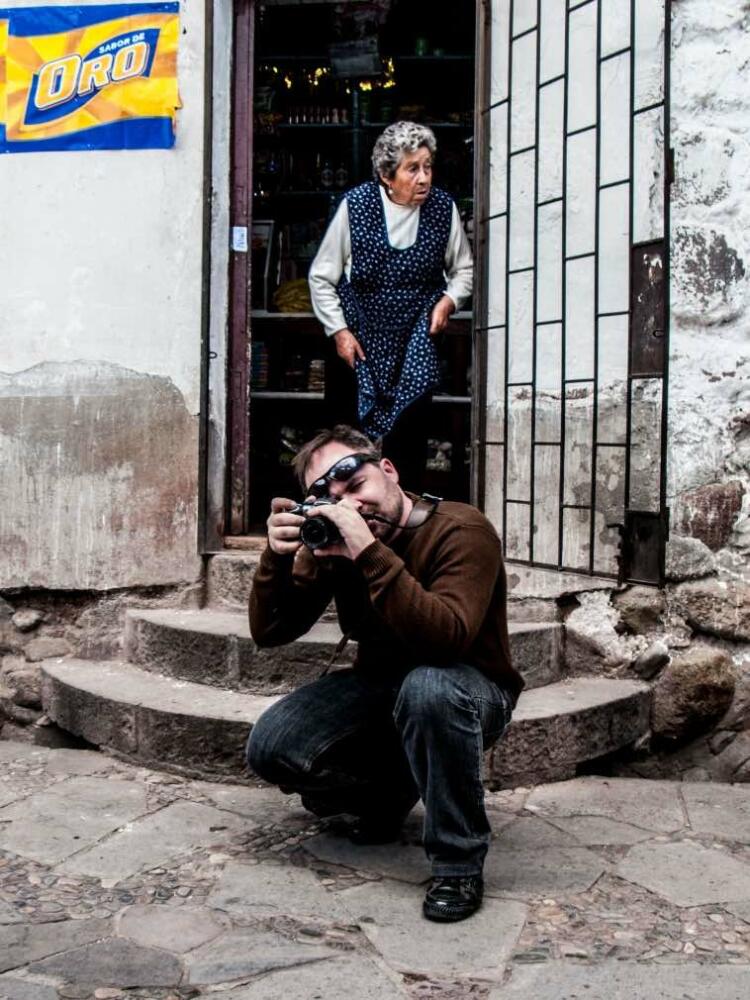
[300,515,342,550]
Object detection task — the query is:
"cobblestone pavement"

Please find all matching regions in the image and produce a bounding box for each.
[1,741,750,999]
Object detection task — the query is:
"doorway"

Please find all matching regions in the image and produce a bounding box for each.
[225,0,478,534]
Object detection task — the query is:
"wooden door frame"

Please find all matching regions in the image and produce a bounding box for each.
[471,0,491,510]
[225,0,255,536]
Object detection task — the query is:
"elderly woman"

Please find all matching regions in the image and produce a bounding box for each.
[308,121,473,487]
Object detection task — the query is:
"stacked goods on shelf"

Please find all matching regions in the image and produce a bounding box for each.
[273,279,312,313]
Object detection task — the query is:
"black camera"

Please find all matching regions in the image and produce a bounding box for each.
[289,497,342,550]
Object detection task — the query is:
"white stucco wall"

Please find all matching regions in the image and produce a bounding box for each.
[668,0,750,575]
[0,0,209,590]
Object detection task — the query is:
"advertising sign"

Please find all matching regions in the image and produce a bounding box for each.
[0,3,180,152]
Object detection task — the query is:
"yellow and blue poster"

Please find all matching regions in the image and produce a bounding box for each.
[0,3,180,152]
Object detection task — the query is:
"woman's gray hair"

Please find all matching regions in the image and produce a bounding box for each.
[371,121,437,181]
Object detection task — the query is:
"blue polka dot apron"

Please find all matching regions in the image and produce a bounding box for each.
[337,182,453,438]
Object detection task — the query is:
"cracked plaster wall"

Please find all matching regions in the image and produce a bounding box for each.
[668,0,750,578]
[0,0,206,590]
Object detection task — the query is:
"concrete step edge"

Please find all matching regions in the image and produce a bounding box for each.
[513,677,650,721]
[42,657,641,726]
[126,606,562,642]
[123,609,564,693]
[40,659,649,786]
[41,657,278,722]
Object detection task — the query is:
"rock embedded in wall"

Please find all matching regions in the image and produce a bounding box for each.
[674,480,745,551]
[708,730,750,782]
[631,641,670,680]
[23,637,73,663]
[672,225,746,324]
[665,535,716,581]
[613,587,666,634]
[672,578,750,643]
[0,655,41,709]
[11,609,43,633]
[0,620,24,656]
[651,647,735,746]
[564,591,648,675]
[671,127,735,218]
[0,680,39,727]
[720,667,750,732]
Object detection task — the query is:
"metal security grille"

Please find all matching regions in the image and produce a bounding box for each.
[474,0,670,583]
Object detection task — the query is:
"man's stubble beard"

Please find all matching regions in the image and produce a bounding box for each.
[372,482,404,545]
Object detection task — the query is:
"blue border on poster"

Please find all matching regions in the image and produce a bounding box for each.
[0,117,174,152]
[0,4,178,35]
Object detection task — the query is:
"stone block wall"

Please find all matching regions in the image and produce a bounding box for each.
[0,581,201,744]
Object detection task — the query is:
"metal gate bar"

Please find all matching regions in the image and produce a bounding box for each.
[485,0,670,582]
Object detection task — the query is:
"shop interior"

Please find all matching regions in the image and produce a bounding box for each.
[248,0,476,527]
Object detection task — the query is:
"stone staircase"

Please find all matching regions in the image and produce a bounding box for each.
[40,551,651,787]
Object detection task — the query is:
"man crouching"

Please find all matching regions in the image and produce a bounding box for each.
[246,424,524,922]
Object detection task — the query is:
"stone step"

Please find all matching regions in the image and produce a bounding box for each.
[40,660,649,786]
[488,676,651,788]
[124,608,563,694]
[205,551,261,610]
[206,551,563,623]
[40,658,277,781]
[124,610,356,696]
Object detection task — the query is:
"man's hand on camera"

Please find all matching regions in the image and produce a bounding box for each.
[267,498,305,556]
[310,498,375,560]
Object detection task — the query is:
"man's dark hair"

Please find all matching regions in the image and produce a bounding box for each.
[292,425,381,491]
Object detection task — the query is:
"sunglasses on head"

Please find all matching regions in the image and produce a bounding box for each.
[307,452,380,498]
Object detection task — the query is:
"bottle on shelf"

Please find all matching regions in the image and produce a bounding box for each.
[321,158,334,189]
[335,161,349,190]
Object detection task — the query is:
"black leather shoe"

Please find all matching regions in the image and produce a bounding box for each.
[423,875,484,922]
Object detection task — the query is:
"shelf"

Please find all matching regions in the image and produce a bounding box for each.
[252,310,315,319]
[259,54,330,62]
[277,123,352,130]
[361,120,471,129]
[259,190,342,198]
[259,53,473,64]
[394,54,473,63]
[251,391,325,400]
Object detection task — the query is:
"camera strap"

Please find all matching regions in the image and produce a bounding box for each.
[319,493,441,678]
[404,492,442,530]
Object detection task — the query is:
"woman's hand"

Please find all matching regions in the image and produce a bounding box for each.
[429,295,455,335]
[333,328,366,368]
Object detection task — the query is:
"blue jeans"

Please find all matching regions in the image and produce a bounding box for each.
[246,664,513,876]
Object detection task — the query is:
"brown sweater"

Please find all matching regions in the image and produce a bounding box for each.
[249,499,525,703]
